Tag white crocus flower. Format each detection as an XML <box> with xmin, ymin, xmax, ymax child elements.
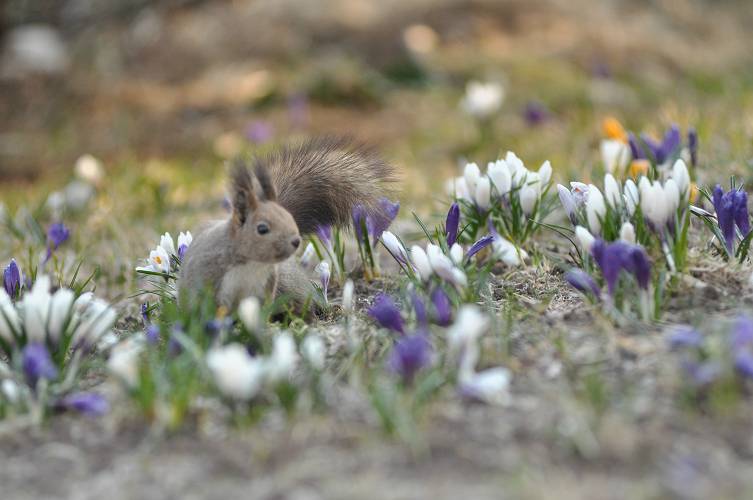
<box><xmin>519</xmin><ymin>185</ymin><xmax>537</xmax><ymax>215</ymax></box>
<box><xmin>664</xmin><ymin>178</ymin><xmax>681</xmax><ymax>213</ymax></box>
<box><xmin>148</xmin><ymin>245</ymin><xmax>170</xmax><ymax>274</ymax></box>
<box><xmin>459</xmin><ymin>367</ymin><xmax>512</xmax><ymax>405</ymax></box>
<box><xmin>74</xmin><ymin>154</ymin><xmax>104</xmax><ymax>185</ymax></box>
<box><xmin>558</xmin><ymin>184</ymin><xmax>577</xmax><ymax>222</ymax></box>
<box><xmin>624</xmin><ymin>179</ymin><xmax>639</xmax><ymax>216</ymax></box>
<box><xmin>266</xmin><ymin>332</ymin><xmax>298</xmax><ymax>383</ymax></box>
<box><xmin>450</xmin><ymin>243</ymin><xmax>464</xmax><ymax>264</ymax></box>
<box><xmin>461</xmin><ymin>81</ymin><xmax>504</xmax><ymax>119</ymax></box>
<box><xmin>672</xmin><ymin>159</ymin><xmax>691</xmax><ymax>200</ymax></box>
<box><xmin>641</xmin><ymin>180</ymin><xmax>671</xmax><ymax>230</ymax></box>
<box><xmin>463</xmin><ymin>162</ymin><xmax>481</xmax><ymax>200</ymax></box>
<box><xmin>108</xmin><ymin>337</ymin><xmax>144</xmax><ymax>388</ymax></box>
<box><xmin>74</xmin><ymin>298</ymin><xmax>117</xmax><ymax>346</ymax></box>
<box><xmin>619</xmin><ymin>222</ymin><xmax>636</xmax><ymax>244</ymax></box>
<box><xmin>48</xmin><ymin>288</ymin><xmax>74</xmax><ymax>342</ymax></box>
<box><xmin>603</xmin><ymin>173</ymin><xmax>621</xmax><ymax>208</ymax></box>
<box><xmin>381</xmin><ymin>231</ymin><xmax>408</xmax><ymax>262</ymax></box>
<box><xmin>600</xmin><ymin>139</ymin><xmax>630</xmax><ymax>174</ymax></box>
<box><xmin>487</xmin><ymin>160</ymin><xmax>511</xmax><ymax>196</ymax></box>
<box><xmin>22</xmin><ymin>276</ymin><xmax>51</xmax><ymax>343</ymax></box>
<box><xmin>575</xmin><ymin>226</ymin><xmax>595</xmax><ymax>253</ymax></box>
<box><xmin>159</xmin><ymin>232</ymin><xmax>176</xmax><ymax>256</ymax></box>
<box><xmin>493</xmin><ymin>235</ymin><xmax>525</xmax><ymax>267</ymax></box>
<box><xmin>475</xmin><ymin>176</ymin><xmax>491</xmax><ymax>211</ymax></box>
<box><xmin>0</xmin><ymin>290</ymin><xmax>20</xmax><ymax>342</ymax></box>
<box><xmin>238</xmin><ymin>296</ymin><xmax>261</xmax><ymax>331</ymax></box>
<box><xmin>538</xmin><ymin>160</ymin><xmax>552</xmax><ymax>188</ymax></box>
<box><xmin>342</xmin><ymin>279</ymin><xmax>355</xmax><ymax>313</ymax></box>
<box><xmin>505</xmin><ymin>151</ymin><xmax>527</xmax><ymax>187</ymax></box>
<box><xmin>446</xmin><ymin>176</ymin><xmax>471</xmax><ymax>201</ymax></box>
<box><xmin>586</xmin><ymin>185</ymin><xmax>606</xmax><ymax>235</ymax></box>
<box><xmin>299</xmin><ymin>242</ymin><xmax>316</xmax><ymax>270</ymax></box>
<box><xmin>426</xmin><ymin>244</ymin><xmax>461</xmax><ymax>285</ymax></box>
<box><xmin>570</xmin><ymin>182</ymin><xmax>589</xmax><ymax>205</ymax></box>
<box><xmin>410</xmin><ymin>245</ymin><xmax>433</xmax><ymax>282</ymax></box>
<box><xmin>301</xmin><ymin>334</ymin><xmax>326</xmax><ymax>371</ymax></box>
<box><xmin>448</xmin><ymin>305</ymin><xmax>489</xmax><ymax>352</ymax></box>
<box><xmin>177</xmin><ymin>231</ymin><xmax>193</xmax><ymax>251</ymax></box>
<box><xmin>206</xmin><ymin>343</ymin><xmax>264</xmax><ymax>400</ymax></box>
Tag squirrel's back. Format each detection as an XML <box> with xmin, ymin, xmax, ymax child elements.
<box><xmin>257</xmin><ymin>137</ymin><xmax>396</xmax><ymax>234</ymax></box>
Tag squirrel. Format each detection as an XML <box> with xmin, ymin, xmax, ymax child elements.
<box><xmin>178</xmin><ymin>137</ymin><xmax>395</xmax><ymax>310</ymax></box>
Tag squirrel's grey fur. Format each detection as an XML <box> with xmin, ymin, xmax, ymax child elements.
<box><xmin>179</xmin><ymin>137</ymin><xmax>395</xmax><ymax>310</ymax></box>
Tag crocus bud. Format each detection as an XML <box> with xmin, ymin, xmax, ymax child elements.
<box><xmin>301</xmin><ymin>334</ymin><xmax>326</xmax><ymax>371</ymax></box>
<box><xmin>238</xmin><ymin>296</ymin><xmax>261</xmax><ymax>331</ymax></box>
<box><xmin>368</xmin><ymin>294</ymin><xmax>404</xmax><ymax>334</ymax></box>
<box><xmin>487</xmin><ymin>160</ymin><xmax>511</xmax><ymax>196</ymax></box>
<box><xmin>475</xmin><ymin>176</ymin><xmax>491</xmax><ymax>211</ymax></box>
<box><xmin>671</xmin><ymin>159</ymin><xmax>691</xmax><ymax>201</ymax></box>
<box><xmin>381</xmin><ymin>231</ymin><xmax>408</xmax><ymax>263</ymax></box>
<box><xmin>664</xmin><ymin>178</ymin><xmax>680</xmax><ymax>213</ymax></box>
<box><xmin>431</xmin><ymin>287</ymin><xmax>453</xmax><ymax>326</ymax></box>
<box><xmin>410</xmin><ymin>245</ymin><xmax>433</xmax><ymax>282</ymax></box>
<box><xmin>459</xmin><ymin>367</ymin><xmax>512</xmax><ymax>406</ymax></box>
<box><xmin>22</xmin><ymin>276</ymin><xmax>51</xmax><ymax>343</ymax></box>
<box><xmin>603</xmin><ymin>173</ymin><xmax>621</xmax><ymax>208</ymax></box>
<box><xmin>600</xmin><ymin>139</ymin><xmax>630</xmax><ymax>174</ymax></box>
<box><xmin>342</xmin><ymin>279</ymin><xmax>355</xmax><ymax>313</ymax></box>
<box><xmin>519</xmin><ymin>185</ymin><xmax>537</xmax><ymax>215</ymax></box>
<box><xmin>570</xmin><ymin>182</ymin><xmax>589</xmax><ymax>205</ymax></box>
<box><xmin>538</xmin><ymin>160</ymin><xmax>552</xmax><ymax>187</ymax></box>
<box><xmin>0</xmin><ymin>289</ymin><xmax>20</xmax><ymax>342</ymax></box>
<box><xmin>450</xmin><ymin>243</ymin><xmax>464</xmax><ymax>264</ymax></box>
<box><xmin>586</xmin><ymin>185</ymin><xmax>606</xmax><ymax>235</ymax></box>
<box><xmin>316</xmin><ymin>262</ymin><xmax>330</xmax><ymax>302</ymax></box>
<box><xmin>159</xmin><ymin>232</ymin><xmax>176</xmax><ymax>256</ymax></box>
<box><xmin>564</xmin><ymin>269</ymin><xmax>601</xmax><ymax>298</ymax></box>
<box><xmin>624</xmin><ymin>179</ymin><xmax>639</xmax><ymax>216</ymax></box>
<box><xmin>688</xmin><ymin>128</ymin><xmax>698</xmax><ymax>167</ymax></box>
<box><xmin>388</xmin><ymin>334</ymin><xmax>431</xmax><ymax>385</ymax></box>
<box><xmin>575</xmin><ymin>226</ymin><xmax>595</xmax><ymax>253</ymax></box>
<box><xmin>3</xmin><ymin>259</ymin><xmax>20</xmax><ymax>300</ymax></box>
<box><xmin>23</xmin><ymin>343</ymin><xmax>58</xmax><ymax>386</ymax></box>
<box><xmin>300</xmin><ymin>242</ymin><xmax>316</xmax><ymax>270</ymax></box>
<box><xmin>464</xmin><ymin>162</ymin><xmax>481</xmax><ymax>197</ymax></box>
<box><xmin>466</xmin><ymin>234</ymin><xmax>494</xmax><ymax>260</ymax></box>
<box><xmin>266</xmin><ymin>332</ymin><xmax>299</xmax><ymax>383</ymax></box>
<box><xmin>427</xmin><ymin>244</ymin><xmax>462</xmax><ymax>285</ymax></box>
<box><xmin>177</xmin><ymin>231</ymin><xmax>193</xmax><ymax>260</ymax></box>
<box><xmin>557</xmin><ymin>184</ymin><xmax>577</xmax><ymax>224</ymax></box>
<box><xmin>492</xmin><ymin>235</ymin><xmax>524</xmax><ymax>267</ymax></box>
<box><xmin>48</xmin><ymin>288</ymin><xmax>74</xmax><ymax>343</ymax></box>
<box><xmin>445</xmin><ymin>203</ymin><xmax>460</xmax><ymax>246</ymax></box>
<box><xmin>619</xmin><ymin>222</ymin><xmax>636</xmax><ymax>244</ymax></box>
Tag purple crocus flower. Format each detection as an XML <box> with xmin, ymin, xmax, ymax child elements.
<box><xmin>735</xmin><ymin>351</ymin><xmax>753</xmax><ymax>378</ymax></box>
<box><xmin>411</xmin><ymin>292</ymin><xmax>428</xmax><ymax>329</ymax></box>
<box><xmin>628</xmin><ymin>133</ymin><xmax>645</xmax><ymax>160</ymax></box>
<box><xmin>47</xmin><ymin>222</ymin><xmax>70</xmax><ymax>250</ymax></box>
<box><xmin>388</xmin><ymin>334</ymin><xmax>431</xmax><ymax>384</ymax></box>
<box><xmin>712</xmin><ymin>185</ymin><xmax>738</xmax><ymax>252</ymax></box>
<box><xmin>731</xmin><ymin>315</ymin><xmax>753</xmax><ymax>348</ymax></box>
<box><xmin>466</xmin><ymin>234</ymin><xmax>494</xmax><ymax>260</ymax></box>
<box><xmin>445</xmin><ymin>203</ymin><xmax>460</xmax><ymax>247</ymax></box>
<box><xmin>628</xmin><ymin>246</ymin><xmax>651</xmax><ymax>290</ymax></box>
<box><xmin>367</xmin><ymin>294</ymin><xmax>404</xmax><ymax>334</ymax></box>
<box><xmin>245</xmin><ymin>120</ymin><xmax>274</xmax><ymax>144</ymax></box>
<box><xmin>667</xmin><ymin>326</ymin><xmax>703</xmax><ymax>350</ymax></box>
<box><xmin>22</xmin><ymin>343</ymin><xmax>58</xmax><ymax>386</ymax></box>
<box><xmin>3</xmin><ymin>259</ymin><xmax>21</xmax><ymax>299</ymax></box>
<box><xmin>431</xmin><ymin>287</ymin><xmax>453</xmax><ymax>326</ymax></box>
<box><xmin>597</xmin><ymin>241</ymin><xmax>630</xmax><ymax>297</ymax></box>
<box><xmin>682</xmin><ymin>359</ymin><xmax>721</xmax><ymax>386</ymax></box>
<box><xmin>687</xmin><ymin>128</ymin><xmax>698</xmax><ymax>167</ymax></box>
<box><xmin>640</xmin><ymin>125</ymin><xmax>681</xmax><ymax>165</ymax></box>
<box><xmin>732</xmin><ymin>190</ymin><xmax>750</xmax><ymax>237</ymax></box>
<box><xmin>58</xmin><ymin>392</ymin><xmax>109</xmax><ymax>416</ymax></box>
<box><xmin>523</xmin><ymin>101</ymin><xmax>549</xmax><ymax>127</ymax></box>
<box><xmin>564</xmin><ymin>269</ymin><xmax>601</xmax><ymax>298</ymax></box>
<box><xmin>145</xmin><ymin>324</ymin><xmax>160</xmax><ymax>344</ymax></box>
<box><xmin>368</xmin><ymin>198</ymin><xmax>400</xmax><ymax>242</ymax></box>
<box><xmin>316</xmin><ymin>225</ymin><xmax>332</xmax><ymax>247</ymax></box>
<box><xmin>352</xmin><ymin>204</ymin><xmax>369</xmax><ymax>241</ymax></box>
<box><xmin>178</xmin><ymin>244</ymin><xmax>189</xmax><ymax>260</ymax></box>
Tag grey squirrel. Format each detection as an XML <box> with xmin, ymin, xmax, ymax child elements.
<box><xmin>178</xmin><ymin>137</ymin><xmax>395</xmax><ymax>310</ymax></box>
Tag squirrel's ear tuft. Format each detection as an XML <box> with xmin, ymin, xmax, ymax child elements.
<box><xmin>230</xmin><ymin>160</ymin><xmax>257</xmax><ymax>229</ymax></box>
<box><xmin>254</xmin><ymin>162</ymin><xmax>277</xmax><ymax>201</ymax></box>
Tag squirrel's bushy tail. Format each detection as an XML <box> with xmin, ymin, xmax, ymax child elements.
<box><xmin>258</xmin><ymin>137</ymin><xmax>396</xmax><ymax>234</ymax></box>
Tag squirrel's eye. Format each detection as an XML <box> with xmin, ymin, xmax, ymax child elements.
<box><xmin>256</xmin><ymin>222</ymin><xmax>270</xmax><ymax>235</ymax></box>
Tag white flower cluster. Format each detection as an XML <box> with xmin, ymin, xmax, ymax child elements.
<box><xmin>447</xmin><ymin>152</ymin><xmax>552</xmax><ymax>215</ymax></box>
<box><xmin>136</xmin><ymin>231</ymin><xmax>193</xmax><ymax>275</ymax></box>
<box><xmin>448</xmin><ymin>305</ymin><xmax>511</xmax><ymax>405</ymax></box>
<box><xmin>206</xmin><ymin>332</ymin><xmax>325</xmax><ymax>401</ymax></box>
<box><xmin>560</xmin><ymin>159</ymin><xmax>691</xmax><ymax>251</ymax></box>
<box><xmin>0</xmin><ymin>275</ymin><xmax>117</xmax><ymax>348</ymax></box>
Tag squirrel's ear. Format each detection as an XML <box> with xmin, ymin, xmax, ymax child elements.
<box><xmin>254</xmin><ymin>162</ymin><xmax>277</xmax><ymax>201</ymax></box>
<box><xmin>230</xmin><ymin>161</ymin><xmax>258</xmax><ymax>229</ymax></box>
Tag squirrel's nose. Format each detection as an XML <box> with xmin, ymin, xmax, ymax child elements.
<box><xmin>290</xmin><ymin>237</ymin><xmax>301</xmax><ymax>249</ymax></box>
